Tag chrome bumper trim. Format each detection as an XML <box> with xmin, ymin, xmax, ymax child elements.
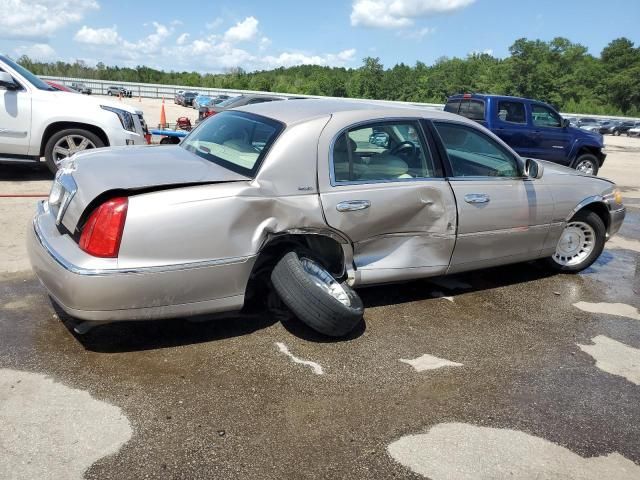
<box><xmin>33</xmin><ymin>202</ymin><xmax>252</xmax><ymax>277</ymax></box>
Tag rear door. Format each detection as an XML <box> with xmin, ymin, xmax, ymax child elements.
<box><xmin>430</xmin><ymin>120</ymin><xmax>554</xmax><ymax>273</ymax></box>
<box><xmin>318</xmin><ymin>118</ymin><xmax>457</xmax><ymax>285</ymax></box>
<box><xmin>528</xmin><ymin>103</ymin><xmax>572</xmax><ymax>164</ymax></box>
<box><xmin>0</xmin><ymin>69</ymin><xmax>31</xmax><ymax>156</ymax></box>
<box><xmin>492</xmin><ymin>99</ymin><xmax>535</xmax><ymax>158</ymax></box>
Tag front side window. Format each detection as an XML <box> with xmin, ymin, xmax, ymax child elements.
<box><xmin>434</xmin><ymin>122</ymin><xmax>520</xmax><ymax>177</ymax></box>
<box><xmin>497</xmin><ymin>100</ymin><xmax>526</xmax><ymax>124</ymax></box>
<box><xmin>532</xmin><ymin>104</ymin><xmax>562</xmax><ymax>128</ymax></box>
<box><xmin>333</xmin><ymin>121</ymin><xmax>436</xmax><ymax>183</ymax></box>
<box><xmin>181</xmin><ymin>111</ymin><xmax>283</xmax><ymax>177</ymax></box>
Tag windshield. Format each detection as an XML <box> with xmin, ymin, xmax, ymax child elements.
<box><xmin>0</xmin><ymin>55</ymin><xmax>54</xmax><ymax>91</ymax></box>
<box><xmin>181</xmin><ymin>111</ymin><xmax>284</xmax><ymax>177</ymax></box>
<box><xmin>217</xmin><ymin>95</ymin><xmax>243</xmax><ymax>107</ymax></box>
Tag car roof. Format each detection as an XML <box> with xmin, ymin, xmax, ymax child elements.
<box><xmin>235</xmin><ymin>98</ymin><xmax>467</xmax><ymax>126</ymax></box>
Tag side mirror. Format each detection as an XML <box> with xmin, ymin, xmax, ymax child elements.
<box><xmin>525</xmin><ymin>158</ymin><xmax>544</xmax><ymax>179</ymax></box>
<box><xmin>369</xmin><ymin>131</ymin><xmax>389</xmax><ymax>148</ymax></box>
<box><xmin>562</xmin><ymin>118</ymin><xmax>570</xmax><ymax>128</ymax></box>
<box><xmin>0</xmin><ymin>71</ymin><xmax>17</xmax><ymax>90</ymax></box>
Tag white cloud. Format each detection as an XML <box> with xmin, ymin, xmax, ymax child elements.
<box><xmin>398</xmin><ymin>27</ymin><xmax>435</xmax><ymax>39</ymax></box>
<box><xmin>206</xmin><ymin>18</ymin><xmax>224</xmax><ymax>30</ymax></box>
<box><xmin>74</xmin><ymin>25</ymin><xmax>120</xmax><ymax>45</ymax></box>
<box><xmin>176</xmin><ymin>33</ymin><xmax>190</xmax><ymax>45</ymax></box>
<box><xmin>259</xmin><ymin>36</ymin><xmax>272</xmax><ymax>51</ymax></box>
<box><xmin>262</xmin><ymin>48</ymin><xmax>356</xmax><ymax>68</ymax></box>
<box><xmin>13</xmin><ymin>43</ymin><xmax>56</xmax><ymax>61</ymax></box>
<box><xmin>0</xmin><ymin>0</ymin><xmax>99</xmax><ymax>40</ymax></box>
<box><xmin>224</xmin><ymin>16</ymin><xmax>259</xmax><ymax>42</ymax></box>
<box><xmin>351</xmin><ymin>0</ymin><xmax>475</xmax><ymax>28</ymax></box>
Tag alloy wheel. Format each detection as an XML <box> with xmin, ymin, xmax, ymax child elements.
<box><xmin>300</xmin><ymin>258</ymin><xmax>351</xmax><ymax>307</ymax></box>
<box><xmin>52</xmin><ymin>135</ymin><xmax>96</xmax><ymax>166</ymax></box>
<box><xmin>552</xmin><ymin>221</ymin><xmax>596</xmax><ymax>267</ymax></box>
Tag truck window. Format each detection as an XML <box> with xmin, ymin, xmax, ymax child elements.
<box><xmin>444</xmin><ymin>99</ymin><xmax>461</xmax><ymax>114</ymax></box>
<box><xmin>458</xmin><ymin>99</ymin><xmax>485</xmax><ymax>121</ymax></box>
<box><xmin>497</xmin><ymin>100</ymin><xmax>526</xmax><ymax>124</ymax></box>
<box><xmin>532</xmin><ymin>104</ymin><xmax>562</xmax><ymax>128</ymax></box>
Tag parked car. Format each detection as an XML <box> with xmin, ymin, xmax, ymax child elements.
<box><xmin>193</xmin><ymin>95</ymin><xmax>213</xmax><ymax>110</ymax></box>
<box><xmin>611</xmin><ymin>121</ymin><xmax>640</xmax><ymax>136</ymax></box>
<box><xmin>70</xmin><ymin>82</ymin><xmax>92</xmax><ymax>95</ymax></box>
<box><xmin>444</xmin><ymin>94</ymin><xmax>606</xmax><ymax>175</ymax></box>
<box><xmin>596</xmin><ymin>121</ymin><xmax>618</xmax><ymax>134</ymax></box>
<box><xmin>0</xmin><ymin>55</ymin><xmax>149</xmax><ymax>173</ymax></box>
<box><xmin>28</xmin><ymin>100</ymin><xmax>625</xmax><ymax>337</ymax></box>
<box><xmin>45</xmin><ymin>81</ymin><xmax>77</xmax><ymax>93</ymax></box>
<box><xmin>628</xmin><ymin>126</ymin><xmax>640</xmax><ymax>137</ymax></box>
<box><xmin>576</xmin><ymin>117</ymin><xmax>599</xmax><ymax>127</ymax></box>
<box><xmin>174</xmin><ymin>90</ymin><xmax>185</xmax><ymax>103</ymax></box>
<box><xmin>107</xmin><ymin>86</ymin><xmax>132</xmax><ymax>97</ymax></box>
<box><xmin>181</xmin><ymin>91</ymin><xmax>198</xmax><ymax>107</ymax></box>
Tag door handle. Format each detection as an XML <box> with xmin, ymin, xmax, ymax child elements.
<box><xmin>464</xmin><ymin>193</ymin><xmax>490</xmax><ymax>204</ymax></box>
<box><xmin>336</xmin><ymin>200</ymin><xmax>371</xmax><ymax>212</ymax></box>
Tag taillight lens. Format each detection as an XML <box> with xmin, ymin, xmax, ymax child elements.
<box><xmin>79</xmin><ymin>197</ymin><xmax>128</xmax><ymax>258</ymax></box>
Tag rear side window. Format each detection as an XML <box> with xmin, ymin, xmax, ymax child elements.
<box><xmin>497</xmin><ymin>101</ymin><xmax>526</xmax><ymax>124</ymax></box>
<box><xmin>434</xmin><ymin>122</ymin><xmax>520</xmax><ymax>178</ymax></box>
<box><xmin>181</xmin><ymin>111</ymin><xmax>283</xmax><ymax>177</ymax></box>
<box><xmin>457</xmin><ymin>99</ymin><xmax>485</xmax><ymax>121</ymax></box>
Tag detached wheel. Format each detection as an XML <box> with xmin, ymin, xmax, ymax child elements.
<box><xmin>271</xmin><ymin>251</ymin><xmax>363</xmax><ymax>337</ymax></box>
<box><xmin>574</xmin><ymin>153</ymin><xmax>599</xmax><ymax>175</ymax></box>
<box><xmin>44</xmin><ymin>129</ymin><xmax>104</xmax><ymax>173</ymax></box>
<box><xmin>544</xmin><ymin>210</ymin><xmax>606</xmax><ymax>273</ymax></box>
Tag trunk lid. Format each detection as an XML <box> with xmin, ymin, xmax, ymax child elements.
<box><xmin>56</xmin><ymin>145</ymin><xmax>249</xmax><ymax>233</ymax></box>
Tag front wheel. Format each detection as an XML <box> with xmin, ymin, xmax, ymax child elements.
<box><xmin>44</xmin><ymin>129</ymin><xmax>104</xmax><ymax>173</ymax></box>
<box><xmin>271</xmin><ymin>251</ymin><xmax>363</xmax><ymax>337</ymax></box>
<box><xmin>574</xmin><ymin>153</ymin><xmax>599</xmax><ymax>175</ymax></box>
<box><xmin>543</xmin><ymin>210</ymin><xmax>606</xmax><ymax>273</ymax></box>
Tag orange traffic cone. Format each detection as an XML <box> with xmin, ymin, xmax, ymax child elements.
<box><xmin>159</xmin><ymin>100</ymin><xmax>167</xmax><ymax>128</ymax></box>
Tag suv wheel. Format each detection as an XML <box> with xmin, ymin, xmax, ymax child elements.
<box><xmin>543</xmin><ymin>210</ymin><xmax>606</xmax><ymax>273</ymax></box>
<box><xmin>44</xmin><ymin>129</ymin><xmax>104</xmax><ymax>173</ymax></box>
<box><xmin>574</xmin><ymin>153</ymin><xmax>599</xmax><ymax>175</ymax></box>
<box><xmin>271</xmin><ymin>251</ymin><xmax>363</xmax><ymax>337</ymax></box>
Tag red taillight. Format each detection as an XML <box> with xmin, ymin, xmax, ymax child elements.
<box><xmin>79</xmin><ymin>197</ymin><xmax>128</xmax><ymax>258</ymax></box>
<box><xmin>463</xmin><ymin>93</ymin><xmax>472</xmax><ymax>98</ymax></box>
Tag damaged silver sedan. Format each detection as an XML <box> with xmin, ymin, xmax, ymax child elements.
<box><xmin>28</xmin><ymin>100</ymin><xmax>626</xmax><ymax>336</ymax></box>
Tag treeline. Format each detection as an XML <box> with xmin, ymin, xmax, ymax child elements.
<box><xmin>18</xmin><ymin>37</ymin><xmax>640</xmax><ymax>116</ymax></box>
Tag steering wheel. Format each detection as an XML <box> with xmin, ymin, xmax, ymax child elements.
<box><xmin>389</xmin><ymin>141</ymin><xmax>417</xmax><ymax>160</ymax></box>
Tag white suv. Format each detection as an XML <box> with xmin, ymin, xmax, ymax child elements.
<box><xmin>0</xmin><ymin>55</ymin><xmax>148</xmax><ymax>173</ymax></box>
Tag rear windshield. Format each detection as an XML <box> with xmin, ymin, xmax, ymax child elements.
<box><xmin>181</xmin><ymin>111</ymin><xmax>284</xmax><ymax>177</ymax></box>
<box><xmin>444</xmin><ymin>98</ymin><xmax>485</xmax><ymax>121</ymax></box>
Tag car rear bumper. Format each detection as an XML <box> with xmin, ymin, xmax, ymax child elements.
<box><xmin>28</xmin><ymin>201</ymin><xmax>253</xmax><ymax>321</ymax></box>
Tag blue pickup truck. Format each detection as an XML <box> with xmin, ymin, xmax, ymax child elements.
<box><xmin>444</xmin><ymin>94</ymin><xmax>606</xmax><ymax>175</ymax></box>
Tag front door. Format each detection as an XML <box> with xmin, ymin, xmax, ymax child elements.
<box><xmin>0</xmin><ymin>71</ymin><xmax>31</xmax><ymax>156</ymax></box>
<box><xmin>430</xmin><ymin>120</ymin><xmax>555</xmax><ymax>273</ymax></box>
<box><xmin>318</xmin><ymin>119</ymin><xmax>457</xmax><ymax>285</ymax></box>
<box><xmin>529</xmin><ymin>103</ymin><xmax>572</xmax><ymax>165</ymax></box>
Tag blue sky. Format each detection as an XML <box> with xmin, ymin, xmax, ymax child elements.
<box><xmin>1</xmin><ymin>0</ymin><xmax>639</xmax><ymax>72</ymax></box>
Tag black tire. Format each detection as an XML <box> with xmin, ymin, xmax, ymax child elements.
<box><xmin>44</xmin><ymin>128</ymin><xmax>104</xmax><ymax>174</ymax></box>
<box><xmin>543</xmin><ymin>209</ymin><xmax>606</xmax><ymax>273</ymax></box>
<box><xmin>107</xmin><ymin>91</ymin><xmax>112</xmax><ymax>96</ymax></box>
<box><xmin>271</xmin><ymin>251</ymin><xmax>363</xmax><ymax>337</ymax></box>
<box><xmin>573</xmin><ymin>153</ymin><xmax>599</xmax><ymax>175</ymax></box>
<box><xmin>614</xmin><ymin>130</ymin><xmax>621</xmax><ymax>136</ymax></box>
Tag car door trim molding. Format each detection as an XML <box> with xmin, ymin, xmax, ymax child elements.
<box><xmin>457</xmin><ymin>223</ymin><xmax>550</xmax><ymax>238</ymax></box>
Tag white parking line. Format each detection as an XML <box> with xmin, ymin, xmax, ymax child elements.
<box><xmin>606</xmin><ymin>235</ymin><xmax>640</xmax><ymax>253</ymax></box>
<box><xmin>573</xmin><ymin>301</ymin><xmax>640</xmax><ymax>321</ymax></box>
<box><xmin>275</xmin><ymin>342</ymin><xmax>324</xmax><ymax>375</ymax></box>
<box><xmin>0</xmin><ymin>369</ymin><xmax>132</xmax><ymax>480</ymax></box>
<box><xmin>578</xmin><ymin>335</ymin><xmax>640</xmax><ymax>385</ymax></box>
<box><xmin>399</xmin><ymin>354</ymin><xmax>463</xmax><ymax>372</ymax></box>
<box><xmin>387</xmin><ymin>423</ymin><xmax>640</xmax><ymax>480</ymax></box>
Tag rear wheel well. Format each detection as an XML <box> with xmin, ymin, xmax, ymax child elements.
<box><xmin>40</xmin><ymin>122</ymin><xmax>110</xmax><ymax>156</ymax></box>
<box><xmin>244</xmin><ymin>234</ymin><xmax>346</xmax><ymax>304</ymax></box>
<box><xmin>577</xmin><ymin>202</ymin><xmax>610</xmax><ymax>232</ymax></box>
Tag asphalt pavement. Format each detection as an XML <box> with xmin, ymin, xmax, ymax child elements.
<box><xmin>0</xmin><ymin>136</ymin><xmax>639</xmax><ymax>479</ymax></box>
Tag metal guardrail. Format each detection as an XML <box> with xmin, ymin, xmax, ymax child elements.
<box><xmin>39</xmin><ymin>75</ymin><xmax>640</xmax><ymax>121</ymax></box>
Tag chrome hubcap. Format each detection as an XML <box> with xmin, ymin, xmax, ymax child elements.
<box><xmin>52</xmin><ymin>135</ymin><xmax>96</xmax><ymax>166</ymax></box>
<box><xmin>300</xmin><ymin>257</ymin><xmax>351</xmax><ymax>307</ymax></box>
<box><xmin>552</xmin><ymin>221</ymin><xmax>596</xmax><ymax>266</ymax></box>
<box><xmin>576</xmin><ymin>160</ymin><xmax>595</xmax><ymax>175</ymax></box>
